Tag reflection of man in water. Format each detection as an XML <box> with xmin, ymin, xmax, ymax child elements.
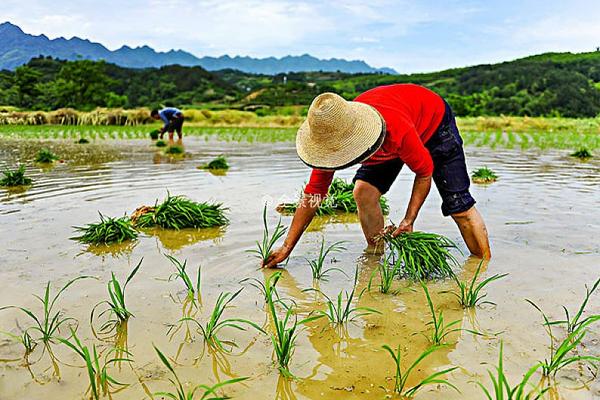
<box><xmin>151</xmin><ymin>107</ymin><xmax>184</xmax><ymax>141</ymax></box>
<box><xmin>264</xmin><ymin>84</ymin><xmax>491</xmax><ymax>268</ymax></box>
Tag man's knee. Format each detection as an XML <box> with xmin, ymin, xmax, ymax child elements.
<box><xmin>451</xmin><ymin>206</ymin><xmax>475</xmax><ymax>222</ymax></box>
<box><xmin>353</xmin><ymin>180</ymin><xmax>381</xmax><ymax>208</ymax></box>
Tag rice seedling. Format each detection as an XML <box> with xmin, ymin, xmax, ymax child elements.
<box><xmin>384</xmin><ymin>231</ymin><xmax>459</xmax><ymax>281</ymax></box>
<box><xmin>368</xmin><ymin>252</ymin><xmax>404</xmax><ymax>294</ymax></box>
<box><xmin>153</xmin><ymin>345</ymin><xmax>247</xmax><ymax>400</ymax></box>
<box><xmin>264</xmin><ymin>271</ymin><xmax>321</xmax><ymax>377</ymax></box>
<box><xmin>72</xmin><ymin>213</ymin><xmax>138</xmax><ymax>244</ymax></box>
<box><xmin>246</xmin><ymin>204</ymin><xmax>288</xmax><ymax>265</ymax></box>
<box><xmin>164</xmin><ymin>145</ymin><xmax>184</xmax><ymax>155</ymax></box>
<box><xmin>155</xmin><ymin>139</ymin><xmax>167</xmax><ymax>147</ymax></box>
<box><xmin>149</xmin><ymin>129</ymin><xmax>160</xmax><ymax>140</ymax></box>
<box><xmin>77</xmin><ymin>137</ymin><xmax>90</xmax><ymax>144</ymax></box>
<box><xmin>278</xmin><ymin>178</ymin><xmax>390</xmax><ymax>216</ymax></box>
<box><xmin>179</xmin><ymin>288</ymin><xmax>263</xmax><ymax>351</ymax></box>
<box><xmin>381</xmin><ymin>343</ymin><xmax>458</xmax><ymax>397</ymax></box>
<box><xmin>422</xmin><ymin>284</ymin><xmax>471</xmax><ymax>345</ymax></box>
<box><xmin>472</xmin><ymin>167</ymin><xmax>499</xmax><ymax>183</ymax></box>
<box><xmin>0</xmin><ymin>165</ymin><xmax>32</xmax><ymax>187</ymax></box>
<box><xmin>166</xmin><ymin>255</ymin><xmax>202</xmax><ymax>302</ymax></box>
<box><xmin>133</xmin><ymin>193</ymin><xmax>229</xmax><ymax>230</ymax></box>
<box><xmin>526</xmin><ymin>300</ymin><xmax>600</xmax><ymax>378</ymax></box>
<box><xmin>546</xmin><ymin>277</ymin><xmax>600</xmax><ymax>334</ymax></box>
<box><xmin>570</xmin><ymin>148</ymin><xmax>592</xmax><ymax>159</ymax></box>
<box><xmin>0</xmin><ymin>330</ymin><xmax>37</xmax><ymax>358</ymax></box>
<box><xmin>91</xmin><ymin>260</ymin><xmax>142</xmax><ymax>337</ymax></box>
<box><xmin>199</xmin><ymin>155</ymin><xmax>230</xmax><ymax>170</ymax></box>
<box><xmin>60</xmin><ymin>328</ymin><xmax>132</xmax><ymax>400</ymax></box>
<box><xmin>445</xmin><ymin>261</ymin><xmax>508</xmax><ymax>308</ymax></box>
<box><xmin>306</xmin><ymin>238</ymin><xmax>347</xmax><ymax>281</ymax></box>
<box><xmin>35</xmin><ymin>148</ymin><xmax>59</xmax><ymax>163</ymax></box>
<box><xmin>305</xmin><ymin>270</ymin><xmax>380</xmax><ymax>325</ymax></box>
<box><xmin>477</xmin><ymin>342</ymin><xmax>549</xmax><ymax>400</ymax></box>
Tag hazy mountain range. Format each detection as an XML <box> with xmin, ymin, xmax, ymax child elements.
<box><xmin>0</xmin><ymin>22</ymin><xmax>396</xmax><ymax>74</ymax></box>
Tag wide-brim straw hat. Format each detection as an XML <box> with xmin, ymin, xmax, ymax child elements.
<box><xmin>296</xmin><ymin>92</ymin><xmax>385</xmax><ymax>170</ymax></box>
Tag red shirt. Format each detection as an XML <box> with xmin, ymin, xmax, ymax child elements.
<box><xmin>304</xmin><ymin>84</ymin><xmax>445</xmax><ymax>196</ymax></box>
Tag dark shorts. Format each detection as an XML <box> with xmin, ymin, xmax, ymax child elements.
<box><xmin>167</xmin><ymin>115</ymin><xmax>184</xmax><ymax>133</ymax></box>
<box><xmin>353</xmin><ymin>102</ymin><xmax>475</xmax><ymax>216</ymax></box>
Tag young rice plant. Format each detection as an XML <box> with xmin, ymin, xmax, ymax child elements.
<box><xmin>35</xmin><ymin>148</ymin><xmax>59</xmax><ymax>163</ymax></box>
<box><xmin>166</xmin><ymin>255</ymin><xmax>202</xmax><ymax>302</ymax></box>
<box><xmin>200</xmin><ymin>155</ymin><xmax>230</xmax><ymax>170</ymax></box>
<box><xmin>570</xmin><ymin>148</ymin><xmax>592</xmax><ymax>159</ymax></box>
<box><xmin>368</xmin><ymin>252</ymin><xmax>404</xmax><ymax>294</ymax></box>
<box><xmin>0</xmin><ymin>165</ymin><xmax>32</xmax><ymax>187</ymax></box>
<box><xmin>247</xmin><ymin>204</ymin><xmax>287</xmax><ymax>265</ymax></box>
<box><xmin>72</xmin><ymin>213</ymin><xmax>138</xmax><ymax>244</ymax></box>
<box><xmin>306</xmin><ymin>238</ymin><xmax>347</xmax><ymax>281</ymax></box>
<box><xmin>445</xmin><ymin>261</ymin><xmax>507</xmax><ymax>308</ymax></box>
<box><xmin>423</xmin><ymin>284</ymin><xmax>468</xmax><ymax>345</ymax></box>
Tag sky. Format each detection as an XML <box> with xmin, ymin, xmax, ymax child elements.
<box><xmin>2</xmin><ymin>0</ymin><xmax>600</xmax><ymax>73</ymax></box>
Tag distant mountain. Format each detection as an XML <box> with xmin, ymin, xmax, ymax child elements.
<box><xmin>0</xmin><ymin>22</ymin><xmax>396</xmax><ymax>74</ymax></box>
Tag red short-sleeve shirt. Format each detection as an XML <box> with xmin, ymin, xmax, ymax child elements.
<box><xmin>304</xmin><ymin>84</ymin><xmax>445</xmax><ymax>196</ymax></box>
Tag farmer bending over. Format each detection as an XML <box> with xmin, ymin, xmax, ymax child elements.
<box><xmin>264</xmin><ymin>84</ymin><xmax>491</xmax><ymax>268</ymax></box>
<box><xmin>151</xmin><ymin>107</ymin><xmax>184</xmax><ymax>140</ymax></box>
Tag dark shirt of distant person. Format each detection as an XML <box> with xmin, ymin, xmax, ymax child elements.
<box><xmin>151</xmin><ymin>107</ymin><xmax>184</xmax><ymax>140</ymax></box>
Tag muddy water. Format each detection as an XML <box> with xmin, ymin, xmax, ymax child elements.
<box><xmin>0</xmin><ymin>137</ymin><xmax>599</xmax><ymax>400</ymax></box>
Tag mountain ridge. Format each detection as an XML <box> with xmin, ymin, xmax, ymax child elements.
<box><xmin>0</xmin><ymin>21</ymin><xmax>397</xmax><ymax>74</ymax></box>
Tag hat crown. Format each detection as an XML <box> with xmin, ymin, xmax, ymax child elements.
<box><xmin>307</xmin><ymin>93</ymin><xmax>352</xmax><ymax>137</ymax></box>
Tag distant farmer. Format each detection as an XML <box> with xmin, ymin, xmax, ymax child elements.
<box><xmin>264</xmin><ymin>84</ymin><xmax>490</xmax><ymax>268</ymax></box>
<box><xmin>151</xmin><ymin>107</ymin><xmax>184</xmax><ymax>140</ymax></box>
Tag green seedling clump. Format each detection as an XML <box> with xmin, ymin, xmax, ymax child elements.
<box><xmin>278</xmin><ymin>178</ymin><xmax>390</xmax><ymax>216</ymax></box>
<box><xmin>0</xmin><ymin>165</ymin><xmax>32</xmax><ymax>187</ymax></box>
<box><xmin>164</xmin><ymin>145</ymin><xmax>184</xmax><ymax>155</ymax></box>
<box><xmin>155</xmin><ymin>139</ymin><xmax>167</xmax><ymax>147</ymax></box>
<box><xmin>384</xmin><ymin>231</ymin><xmax>459</xmax><ymax>281</ymax></box>
<box><xmin>472</xmin><ymin>167</ymin><xmax>498</xmax><ymax>183</ymax></box>
<box><xmin>72</xmin><ymin>213</ymin><xmax>138</xmax><ymax>244</ymax></box>
<box><xmin>200</xmin><ymin>155</ymin><xmax>230</xmax><ymax>170</ymax></box>
<box><xmin>35</xmin><ymin>148</ymin><xmax>59</xmax><ymax>163</ymax></box>
<box><xmin>77</xmin><ymin>137</ymin><xmax>90</xmax><ymax>144</ymax></box>
<box><xmin>570</xmin><ymin>148</ymin><xmax>593</xmax><ymax>159</ymax></box>
<box><xmin>134</xmin><ymin>193</ymin><xmax>228</xmax><ymax>230</ymax></box>
<box><xmin>149</xmin><ymin>129</ymin><xmax>160</xmax><ymax>140</ymax></box>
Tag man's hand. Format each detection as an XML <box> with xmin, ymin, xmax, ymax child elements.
<box><xmin>392</xmin><ymin>218</ymin><xmax>414</xmax><ymax>237</ymax></box>
<box><xmin>262</xmin><ymin>245</ymin><xmax>291</xmax><ymax>268</ymax></box>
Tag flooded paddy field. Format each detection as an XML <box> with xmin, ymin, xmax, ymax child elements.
<box><xmin>0</xmin><ymin>135</ymin><xmax>599</xmax><ymax>399</ymax></box>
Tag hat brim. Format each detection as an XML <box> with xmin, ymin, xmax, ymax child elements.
<box><xmin>296</xmin><ymin>102</ymin><xmax>385</xmax><ymax>170</ymax></box>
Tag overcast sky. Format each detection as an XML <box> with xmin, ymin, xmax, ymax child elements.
<box><xmin>2</xmin><ymin>0</ymin><xmax>599</xmax><ymax>72</ymax></box>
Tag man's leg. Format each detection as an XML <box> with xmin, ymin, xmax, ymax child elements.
<box><xmin>168</xmin><ymin>130</ymin><xmax>174</xmax><ymax>141</ymax></box>
<box><xmin>451</xmin><ymin>206</ymin><xmax>491</xmax><ymax>259</ymax></box>
<box><xmin>353</xmin><ymin>180</ymin><xmax>384</xmax><ymax>246</ymax></box>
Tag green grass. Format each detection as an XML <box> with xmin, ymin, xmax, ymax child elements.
<box><xmin>166</xmin><ymin>255</ymin><xmax>202</xmax><ymax>302</ymax></box>
<box><xmin>382</xmin><ymin>344</ymin><xmax>458</xmax><ymax>397</ymax></box>
<box><xmin>35</xmin><ymin>148</ymin><xmax>59</xmax><ymax>163</ymax></box>
<box><xmin>164</xmin><ymin>145</ymin><xmax>184</xmax><ymax>155</ymax></box>
<box><xmin>445</xmin><ymin>261</ymin><xmax>507</xmax><ymax>308</ymax></box>
<box><xmin>570</xmin><ymin>147</ymin><xmax>593</xmax><ymax>159</ymax></box>
<box><xmin>278</xmin><ymin>178</ymin><xmax>390</xmax><ymax>216</ymax></box>
<box><xmin>134</xmin><ymin>193</ymin><xmax>229</xmax><ymax>230</ymax></box>
<box><xmin>472</xmin><ymin>167</ymin><xmax>499</xmax><ymax>184</ymax></box>
<box><xmin>368</xmin><ymin>252</ymin><xmax>403</xmax><ymax>294</ymax></box>
<box><xmin>199</xmin><ymin>155</ymin><xmax>230</xmax><ymax>170</ymax></box>
<box><xmin>72</xmin><ymin>213</ymin><xmax>138</xmax><ymax>244</ymax></box>
<box><xmin>305</xmin><ymin>238</ymin><xmax>347</xmax><ymax>281</ymax></box>
<box><xmin>0</xmin><ymin>165</ymin><xmax>32</xmax><ymax>186</ymax></box>
<box><xmin>91</xmin><ymin>260</ymin><xmax>141</xmax><ymax>337</ymax></box>
<box><xmin>60</xmin><ymin>329</ymin><xmax>132</xmax><ymax>400</ymax></box>
<box><xmin>155</xmin><ymin>139</ymin><xmax>167</xmax><ymax>147</ymax></box>
<box><xmin>246</xmin><ymin>204</ymin><xmax>288</xmax><ymax>265</ymax></box>
<box><xmin>180</xmin><ymin>288</ymin><xmax>263</xmax><ymax>352</ymax></box>
<box><xmin>153</xmin><ymin>345</ymin><xmax>247</xmax><ymax>400</ymax></box>
<box><xmin>384</xmin><ymin>232</ymin><xmax>459</xmax><ymax>281</ymax></box>
<box><xmin>477</xmin><ymin>342</ymin><xmax>548</xmax><ymax>400</ymax></box>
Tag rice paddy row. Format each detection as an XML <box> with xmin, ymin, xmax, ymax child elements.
<box><xmin>0</xmin><ymin>124</ymin><xmax>599</xmax><ymax>151</ymax></box>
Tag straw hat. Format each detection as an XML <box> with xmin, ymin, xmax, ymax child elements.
<box><xmin>296</xmin><ymin>92</ymin><xmax>385</xmax><ymax>169</ymax></box>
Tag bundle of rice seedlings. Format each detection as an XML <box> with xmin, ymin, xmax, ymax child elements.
<box><xmin>570</xmin><ymin>148</ymin><xmax>592</xmax><ymax>159</ymax></box>
<box><xmin>133</xmin><ymin>194</ymin><xmax>228</xmax><ymax>230</ymax></box>
<box><xmin>155</xmin><ymin>139</ymin><xmax>167</xmax><ymax>147</ymax></box>
<box><xmin>149</xmin><ymin>129</ymin><xmax>160</xmax><ymax>140</ymax></box>
<box><xmin>164</xmin><ymin>145</ymin><xmax>184</xmax><ymax>155</ymax></box>
<box><xmin>472</xmin><ymin>167</ymin><xmax>498</xmax><ymax>184</ymax></box>
<box><xmin>278</xmin><ymin>178</ymin><xmax>389</xmax><ymax>216</ymax></box>
<box><xmin>72</xmin><ymin>214</ymin><xmax>138</xmax><ymax>244</ymax></box>
<box><xmin>0</xmin><ymin>165</ymin><xmax>32</xmax><ymax>187</ymax></box>
<box><xmin>383</xmin><ymin>231</ymin><xmax>459</xmax><ymax>281</ymax></box>
<box><xmin>35</xmin><ymin>148</ymin><xmax>59</xmax><ymax>163</ymax></box>
<box><xmin>199</xmin><ymin>155</ymin><xmax>230</xmax><ymax>170</ymax></box>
